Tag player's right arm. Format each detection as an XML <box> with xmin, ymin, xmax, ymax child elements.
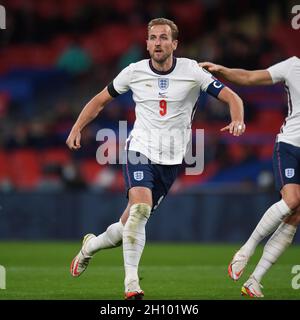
<box><xmin>199</xmin><ymin>62</ymin><xmax>273</xmax><ymax>86</ymax></box>
<box><xmin>66</xmin><ymin>87</ymin><xmax>113</xmax><ymax>150</ymax></box>
<box><xmin>66</xmin><ymin>63</ymin><xmax>132</xmax><ymax>150</ymax></box>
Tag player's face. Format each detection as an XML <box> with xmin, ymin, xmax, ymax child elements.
<box><xmin>146</xmin><ymin>25</ymin><xmax>178</xmax><ymax>63</ymax></box>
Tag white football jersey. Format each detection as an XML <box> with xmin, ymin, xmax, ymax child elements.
<box><xmin>267</xmin><ymin>56</ymin><xmax>300</xmax><ymax>147</ymax></box>
<box><xmin>109</xmin><ymin>57</ymin><xmax>221</xmax><ymax>164</ymax></box>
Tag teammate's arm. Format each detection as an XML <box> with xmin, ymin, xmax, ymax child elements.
<box><xmin>66</xmin><ymin>87</ymin><xmax>113</xmax><ymax>150</ymax></box>
<box><xmin>199</xmin><ymin>62</ymin><xmax>273</xmax><ymax>86</ymax></box>
<box><xmin>217</xmin><ymin>86</ymin><xmax>245</xmax><ymax>136</ymax></box>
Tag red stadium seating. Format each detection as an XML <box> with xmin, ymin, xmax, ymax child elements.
<box><xmin>0</xmin><ymin>92</ymin><xmax>10</xmax><ymax>117</ymax></box>
<box><xmin>0</xmin><ymin>151</ymin><xmax>10</xmax><ymax>182</ymax></box>
<box><xmin>258</xmin><ymin>144</ymin><xmax>274</xmax><ymax>160</ymax></box>
<box><xmin>41</xmin><ymin>148</ymin><xmax>71</xmax><ymax>166</ymax></box>
<box><xmin>8</xmin><ymin>149</ymin><xmax>42</xmax><ymax>189</ymax></box>
<box><xmin>80</xmin><ymin>159</ymin><xmax>102</xmax><ymax>184</ymax></box>
<box><xmin>228</xmin><ymin>144</ymin><xmax>245</xmax><ymax>163</ymax></box>
<box><xmin>174</xmin><ymin>162</ymin><xmax>219</xmax><ymax>192</ymax></box>
<box><xmin>255</xmin><ymin>109</ymin><xmax>284</xmax><ymax>133</ymax></box>
<box><xmin>270</xmin><ymin>23</ymin><xmax>300</xmax><ymax>57</ymax></box>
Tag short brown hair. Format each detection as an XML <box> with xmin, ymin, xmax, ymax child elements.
<box><xmin>148</xmin><ymin>18</ymin><xmax>179</xmax><ymax>40</ymax></box>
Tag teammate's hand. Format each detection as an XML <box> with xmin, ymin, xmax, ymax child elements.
<box><xmin>199</xmin><ymin>62</ymin><xmax>221</xmax><ymax>74</ymax></box>
<box><xmin>220</xmin><ymin>121</ymin><xmax>246</xmax><ymax>136</ymax></box>
<box><xmin>66</xmin><ymin>128</ymin><xmax>81</xmax><ymax>150</ymax></box>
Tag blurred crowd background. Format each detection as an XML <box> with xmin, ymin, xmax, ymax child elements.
<box><xmin>0</xmin><ymin>0</ymin><xmax>299</xmax><ymax>194</ymax></box>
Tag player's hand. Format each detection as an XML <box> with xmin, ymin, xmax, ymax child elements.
<box><xmin>66</xmin><ymin>127</ymin><xmax>81</xmax><ymax>150</ymax></box>
<box><xmin>220</xmin><ymin>121</ymin><xmax>246</xmax><ymax>136</ymax></box>
<box><xmin>199</xmin><ymin>62</ymin><xmax>221</xmax><ymax>74</ymax></box>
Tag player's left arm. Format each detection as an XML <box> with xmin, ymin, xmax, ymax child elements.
<box><xmin>217</xmin><ymin>86</ymin><xmax>245</xmax><ymax>136</ymax></box>
<box><xmin>195</xmin><ymin>62</ymin><xmax>245</xmax><ymax>136</ymax></box>
<box><xmin>66</xmin><ymin>87</ymin><xmax>114</xmax><ymax>150</ymax></box>
<box><xmin>199</xmin><ymin>62</ymin><xmax>273</xmax><ymax>86</ymax></box>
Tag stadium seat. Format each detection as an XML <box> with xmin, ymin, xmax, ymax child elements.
<box><xmin>79</xmin><ymin>159</ymin><xmax>102</xmax><ymax>184</ymax></box>
<box><xmin>41</xmin><ymin>148</ymin><xmax>71</xmax><ymax>166</ymax></box>
<box><xmin>270</xmin><ymin>23</ymin><xmax>300</xmax><ymax>57</ymax></box>
<box><xmin>170</xmin><ymin>2</ymin><xmax>204</xmax><ymax>37</ymax></box>
<box><xmin>178</xmin><ymin>162</ymin><xmax>220</xmax><ymax>190</ymax></box>
<box><xmin>255</xmin><ymin>109</ymin><xmax>284</xmax><ymax>133</ymax></box>
<box><xmin>0</xmin><ymin>151</ymin><xmax>10</xmax><ymax>182</ymax></box>
<box><xmin>94</xmin><ymin>25</ymin><xmax>132</xmax><ymax>61</ymax></box>
<box><xmin>110</xmin><ymin>169</ymin><xmax>125</xmax><ymax>191</ymax></box>
<box><xmin>258</xmin><ymin>144</ymin><xmax>274</xmax><ymax>160</ymax></box>
<box><xmin>228</xmin><ymin>144</ymin><xmax>245</xmax><ymax>163</ymax></box>
<box><xmin>51</xmin><ymin>34</ymin><xmax>73</xmax><ymax>53</ymax></box>
<box><xmin>0</xmin><ymin>92</ymin><xmax>10</xmax><ymax>117</ymax></box>
<box><xmin>8</xmin><ymin>149</ymin><xmax>42</xmax><ymax>189</ymax></box>
<box><xmin>114</xmin><ymin>0</ymin><xmax>136</xmax><ymax>14</ymax></box>
<box><xmin>129</xmin><ymin>24</ymin><xmax>147</xmax><ymax>45</ymax></box>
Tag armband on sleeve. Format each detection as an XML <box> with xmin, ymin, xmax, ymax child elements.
<box><xmin>206</xmin><ymin>79</ymin><xmax>225</xmax><ymax>98</ymax></box>
<box><xmin>107</xmin><ymin>82</ymin><xmax>120</xmax><ymax>98</ymax></box>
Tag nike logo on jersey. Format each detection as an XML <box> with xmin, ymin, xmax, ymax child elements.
<box><xmin>158</xmin><ymin>92</ymin><xmax>167</xmax><ymax>98</ymax></box>
<box><xmin>145</xmin><ymin>83</ymin><xmax>152</xmax><ymax>87</ymax></box>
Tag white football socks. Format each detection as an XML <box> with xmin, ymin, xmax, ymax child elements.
<box><xmin>123</xmin><ymin>203</ymin><xmax>151</xmax><ymax>292</ymax></box>
<box><xmin>241</xmin><ymin>199</ymin><xmax>292</xmax><ymax>257</ymax></box>
<box><xmin>252</xmin><ymin>222</ymin><xmax>297</xmax><ymax>283</ymax></box>
<box><xmin>85</xmin><ymin>220</ymin><xmax>124</xmax><ymax>255</ymax></box>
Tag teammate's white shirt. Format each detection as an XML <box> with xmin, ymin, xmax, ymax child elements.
<box><xmin>267</xmin><ymin>56</ymin><xmax>300</xmax><ymax>147</ymax></box>
<box><xmin>112</xmin><ymin>57</ymin><xmax>218</xmax><ymax>164</ymax></box>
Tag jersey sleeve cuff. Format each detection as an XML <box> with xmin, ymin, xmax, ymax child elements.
<box><xmin>107</xmin><ymin>82</ymin><xmax>120</xmax><ymax>98</ymax></box>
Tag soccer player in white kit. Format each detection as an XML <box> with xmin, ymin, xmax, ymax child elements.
<box><xmin>66</xmin><ymin>18</ymin><xmax>245</xmax><ymax>300</ymax></box>
<box><xmin>201</xmin><ymin>56</ymin><xmax>300</xmax><ymax>297</ymax></box>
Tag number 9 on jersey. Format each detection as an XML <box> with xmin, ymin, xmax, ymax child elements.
<box><xmin>159</xmin><ymin>100</ymin><xmax>167</xmax><ymax>116</ymax></box>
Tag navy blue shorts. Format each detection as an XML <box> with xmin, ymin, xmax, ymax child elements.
<box><xmin>122</xmin><ymin>151</ymin><xmax>179</xmax><ymax>211</ymax></box>
<box><xmin>273</xmin><ymin>142</ymin><xmax>300</xmax><ymax>191</ymax></box>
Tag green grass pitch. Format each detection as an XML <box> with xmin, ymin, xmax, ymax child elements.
<box><xmin>0</xmin><ymin>242</ymin><xmax>299</xmax><ymax>300</ymax></box>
